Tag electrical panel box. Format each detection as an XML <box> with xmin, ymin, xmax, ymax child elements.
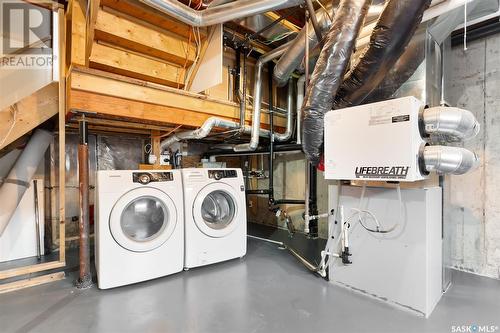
<box><xmin>324</xmin><ymin>96</ymin><xmax>426</xmax><ymax>182</ymax></box>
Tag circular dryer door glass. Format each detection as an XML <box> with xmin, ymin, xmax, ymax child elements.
<box><xmin>201</xmin><ymin>190</ymin><xmax>235</xmax><ymax>229</ymax></box>
<box><xmin>120</xmin><ymin>196</ymin><xmax>168</xmax><ymax>241</ymax></box>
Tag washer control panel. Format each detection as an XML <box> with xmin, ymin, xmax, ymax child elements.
<box><xmin>208</xmin><ymin>169</ymin><xmax>237</xmax><ymax>180</ymax></box>
<box><xmin>133</xmin><ymin>172</ymin><xmax>173</xmax><ymax>185</ymax></box>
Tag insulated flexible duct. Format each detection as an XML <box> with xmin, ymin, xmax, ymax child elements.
<box><xmin>333</xmin><ymin>0</ymin><xmax>433</xmax><ymax>109</ymax></box>
<box><xmin>301</xmin><ymin>0</ymin><xmax>371</xmax><ymax>165</ymax></box>
<box><xmin>0</xmin><ymin>129</ymin><xmax>52</xmax><ymax>236</ymax></box>
<box><xmin>138</xmin><ymin>0</ymin><xmax>303</xmax><ymax>27</ymax></box>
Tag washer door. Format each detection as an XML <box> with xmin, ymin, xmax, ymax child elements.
<box><xmin>193</xmin><ymin>182</ymin><xmax>240</xmax><ymax>238</ymax></box>
<box><xmin>109</xmin><ymin>187</ymin><xmax>177</xmax><ymax>252</ymax></box>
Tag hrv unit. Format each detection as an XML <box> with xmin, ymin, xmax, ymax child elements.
<box><xmin>324</xmin><ymin>96</ymin><xmax>479</xmax><ymax>182</ymax></box>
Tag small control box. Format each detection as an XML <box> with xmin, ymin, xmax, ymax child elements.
<box><xmin>208</xmin><ymin>169</ymin><xmax>237</xmax><ymax>180</ymax></box>
<box><xmin>133</xmin><ymin>172</ymin><xmax>173</xmax><ymax>185</ymax></box>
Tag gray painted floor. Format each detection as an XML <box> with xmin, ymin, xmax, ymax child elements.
<box><xmin>1</xmin><ymin>239</ymin><xmax>499</xmax><ymax>333</ymax></box>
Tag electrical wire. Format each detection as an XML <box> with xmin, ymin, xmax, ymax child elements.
<box><xmin>346</xmin><ymin>182</ymin><xmax>402</xmax><ymax>234</ymax></box>
<box><xmin>0</xmin><ymin>105</ymin><xmax>18</xmax><ymax>148</ymax></box>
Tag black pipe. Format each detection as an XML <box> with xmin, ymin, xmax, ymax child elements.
<box><xmin>246</xmin><ymin>189</ymin><xmax>271</xmax><ymax>195</ymax></box>
<box><xmin>207</xmin><ymin>144</ymin><xmax>302</xmax><ymax>157</ymax></box>
<box><xmin>308</xmin><ymin>164</ymin><xmax>318</xmax><ymax>237</ymax></box>
<box><xmin>234</xmin><ymin>47</ymin><xmax>241</xmax><ymax>103</ymax></box>
<box><xmin>273</xmin><ymin>199</ymin><xmax>305</xmax><ymax>205</ymax></box>
<box><xmin>268</xmin><ymin>61</ymin><xmax>275</xmax><ymax>205</ymax></box>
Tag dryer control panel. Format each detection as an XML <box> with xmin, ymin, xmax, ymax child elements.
<box><xmin>208</xmin><ymin>169</ymin><xmax>237</xmax><ymax>180</ymax></box>
<box><xmin>133</xmin><ymin>172</ymin><xmax>173</xmax><ymax>185</ymax></box>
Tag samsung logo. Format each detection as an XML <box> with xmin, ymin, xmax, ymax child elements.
<box><xmin>355</xmin><ymin>166</ymin><xmax>409</xmax><ymax>179</ymax></box>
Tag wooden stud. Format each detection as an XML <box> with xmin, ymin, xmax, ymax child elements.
<box><xmin>0</xmin><ymin>261</ymin><xmax>65</xmax><ymax>280</ymax></box>
<box><xmin>95</xmin><ymin>8</ymin><xmax>196</xmax><ymax>66</ymax></box>
<box><xmin>58</xmin><ymin>7</ymin><xmax>67</xmax><ymax>264</ymax></box>
<box><xmin>0</xmin><ymin>272</ymin><xmax>65</xmax><ymax>294</ymax></box>
<box><xmin>70</xmin><ymin>0</ymin><xmax>86</xmax><ymax>66</ymax></box>
<box><xmin>89</xmin><ymin>43</ymin><xmax>186</xmax><ymax>88</ymax></box>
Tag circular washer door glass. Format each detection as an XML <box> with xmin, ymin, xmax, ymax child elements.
<box><xmin>120</xmin><ymin>196</ymin><xmax>169</xmax><ymax>242</ymax></box>
<box><xmin>201</xmin><ymin>190</ymin><xmax>235</xmax><ymax>229</ymax></box>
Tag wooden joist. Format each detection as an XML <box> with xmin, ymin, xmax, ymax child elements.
<box><xmin>100</xmin><ymin>0</ymin><xmax>204</xmax><ymax>40</ymax></box>
<box><xmin>95</xmin><ymin>8</ymin><xmax>197</xmax><ymax>67</ymax></box>
<box><xmin>69</xmin><ymin>67</ymin><xmax>286</xmax><ymax>128</ymax></box>
<box><xmin>0</xmin><ymin>83</ymin><xmax>59</xmax><ymax>150</ymax></box>
<box><xmin>89</xmin><ymin>43</ymin><xmax>187</xmax><ymax>88</ymax></box>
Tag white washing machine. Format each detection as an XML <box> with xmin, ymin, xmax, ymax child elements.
<box><xmin>182</xmin><ymin>168</ymin><xmax>247</xmax><ymax>269</ymax></box>
<box><xmin>95</xmin><ymin>170</ymin><xmax>183</xmax><ymax>289</ymax></box>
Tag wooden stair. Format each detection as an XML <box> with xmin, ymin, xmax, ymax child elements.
<box><xmin>0</xmin><ymin>83</ymin><xmax>59</xmax><ymax>150</ymax></box>
<box><xmin>86</xmin><ymin>0</ymin><xmax>206</xmax><ymax>89</ymax></box>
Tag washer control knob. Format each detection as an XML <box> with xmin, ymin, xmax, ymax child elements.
<box><xmin>138</xmin><ymin>173</ymin><xmax>151</xmax><ymax>184</ymax></box>
<box><xmin>214</xmin><ymin>171</ymin><xmax>223</xmax><ymax>180</ymax></box>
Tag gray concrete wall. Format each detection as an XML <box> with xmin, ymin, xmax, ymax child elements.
<box><xmin>444</xmin><ymin>33</ymin><xmax>500</xmax><ymax>279</ymax></box>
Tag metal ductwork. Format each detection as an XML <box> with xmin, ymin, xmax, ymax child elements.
<box><xmin>333</xmin><ymin>0</ymin><xmax>433</xmax><ymax>110</ymax></box>
<box><xmin>274</xmin><ymin>80</ymin><xmax>294</xmax><ymax>142</ymax></box>
<box><xmin>233</xmin><ymin>42</ymin><xmax>291</xmax><ymax>152</ymax></box>
<box><xmin>0</xmin><ymin>129</ymin><xmax>52</xmax><ymax>236</ymax></box>
<box><xmin>138</xmin><ymin>0</ymin><xmax>303</xmax><ymax>27</ymax></box>
<box><xmin>160</xmin><ymin>117</ymin><xmax>252</xmax><ymax>150</ymax></box>
<box><xmin>421</xmin><ymin>145</ymin><xmax>479</xmax><ymax>175</ymax></box>
<box><xmin>422</xmin><ymin>106</ymin><xmax>480</xmax><ymax>141</ymax></box>
<box><xmin>161</xmin><ymin>43</ymin><xmax>294</xmax><ymax>151</ymax></box>
<box><xmin>273</xmin><ymin>5</ymin><xmax>332</xmax><ymax>87</ymax></box>
<box><xmin>301</xmin><ymin>0</ymin><xmax>371</xmax><ymax>165</ymax></box>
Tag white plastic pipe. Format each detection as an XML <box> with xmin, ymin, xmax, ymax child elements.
<box><xmin>296</xmin><ymin>75</ymin><xmax>306</xmax><ymax>145</ymax></box>
<box><xmin>0</xmin><ymin>129</ymin><xmax>53</xmax><ymax>236</ymax></box>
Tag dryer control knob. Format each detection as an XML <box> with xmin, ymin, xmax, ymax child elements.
<box><xmin>214</xmin><ymin>171</ymin><xmax>223</xmax><ymax>180</ymax></box>
<box><xmin>138</xmin><ymin>173</ymin><xmax>151</xmax><ymax>184</ymax></box>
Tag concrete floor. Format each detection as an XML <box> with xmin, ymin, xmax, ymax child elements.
<box><xmin>1</xmin><ymin>238</ymin><xmax>499</xmax><ymax>333</ymax></box>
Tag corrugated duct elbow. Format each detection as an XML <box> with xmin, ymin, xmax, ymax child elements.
<box><xmin>301</xmin><ymin>0</ymin><xmax>371</xmax><ymax>165</ymax></box>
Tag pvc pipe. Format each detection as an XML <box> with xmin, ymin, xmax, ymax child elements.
<box><xmin>296</xmin><ymin>75</ymin><xmax>305</xmax><ymax>145</ymax></box>
<box><xmin>0</xmin><ymin>129</ymin><xmax>52</xmax><ymax>236</ymax></box>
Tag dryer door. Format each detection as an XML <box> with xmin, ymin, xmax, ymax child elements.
<box><xmin>192</xmin><ymin>182</ymin><xmax>240</xmax><ymax>238</ymax></box>
<box><xmin>109</xmin><ymin>187</ymin><xmax>177</xmax><ymax>252</ymax></box>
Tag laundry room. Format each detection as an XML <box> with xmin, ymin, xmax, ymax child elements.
<box><xmin>1</xmin><ymin>0</ymin><xmax>500</xmax><ymax>332</ymax></box>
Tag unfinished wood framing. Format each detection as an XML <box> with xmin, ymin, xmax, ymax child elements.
<box><xmin>95</xmin><ymin>8</ymin><xmax>197</xmax><ymax>66</ymax></box>
<box><xmin>89</xmin><ymin>43</ymin><xmax>187</xmax><ymax>88</ymax></box>
<box><xmin>70</xmin><ymin>0</ymin><xmax>86</xmax><ymax>66</ymax></box>
<box><xmin>0</xmin><ymin>83</ymin><xmax>59</xmax><ymax>150</ymax></box>
<box><xmin>69</xmin><ymin>67</ymin><xmax>287</xmax><ymax>129</ymax></box>
<box><xmin>0</xmin><ymin>272</ymin><xmax>65</xmax><ymax>294</ymax></box>
<box><xmin>0</xmin><ymin>8</ymin><xmax>67</xmax><ymax>287</ymax></box>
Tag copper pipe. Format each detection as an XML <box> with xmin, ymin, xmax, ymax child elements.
<box><xmin>77</xmin><ymin>120</ymin><xmax>92</xmax><ymax>289</ymax></box>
